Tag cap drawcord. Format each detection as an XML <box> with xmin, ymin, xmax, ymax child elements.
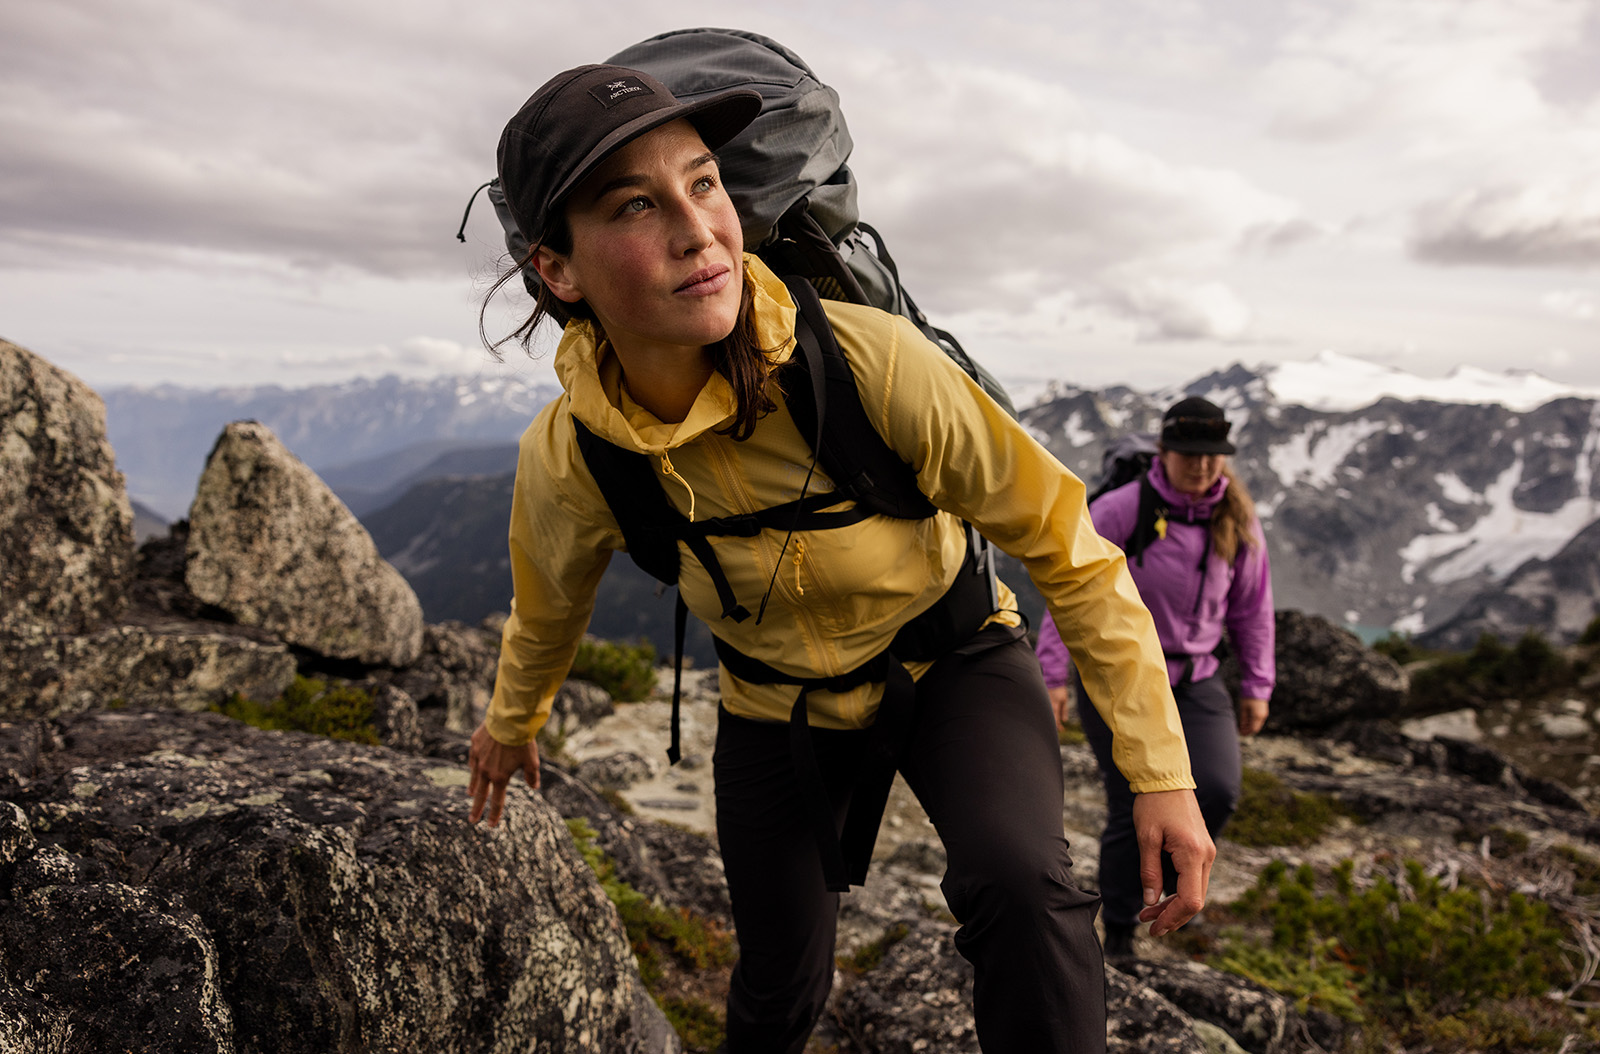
<box><xmin>456</xmin><ymin>180</ymin><xmax>494</xmax><ymax>242</ymax></box>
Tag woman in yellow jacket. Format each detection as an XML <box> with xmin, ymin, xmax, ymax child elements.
<box><xmin>467</xmin><ymin>62</ymin><xmax>1213</xmax><ymax>1054</ymax></box>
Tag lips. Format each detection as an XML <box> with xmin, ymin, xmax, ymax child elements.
<box><xmin>675</xmin><ymin>265</ymin><xmax>731</xmax><ymax>296</ymax></box>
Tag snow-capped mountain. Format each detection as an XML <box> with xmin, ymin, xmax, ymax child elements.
<box><xmin>1022</xmin><ymin>358</ymin><xmax>1600</xmax><ymax>642</ymax></box>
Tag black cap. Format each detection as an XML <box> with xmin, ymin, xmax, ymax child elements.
<box><xmin>1160</xmin><ymin>396</ymin><xmax>1236</xmax><ymax>455</ymax></box>
<box><xmin>497</xmin><ymin>64</ymin><xmax>763</xmax><ymax>249</ymax></box>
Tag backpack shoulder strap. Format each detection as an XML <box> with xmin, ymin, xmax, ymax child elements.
<box><xmin>1122</xmin><ymin>472</ymin><xmax>1166</xmax><ymax>566</ymax></box>
<box><xmin>571</xmin><ymin>418</ymin><xmax>683</xmax><ymax>585</ymax></box>
<box><xmin>779</xmin><ymin>276</ymin><xmax>937</xmax><ymax>521</ymax></box>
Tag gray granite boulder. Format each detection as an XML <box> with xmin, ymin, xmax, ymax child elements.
<box><xmin>186</xmin><ymin>422</ymin><xmax>423</xmax><ymax>666</ymax></box>
<box><xmin>0</xmin><ymin>623</ymin><xmax>296</xmax><ymax>720</ymax></box>
<box><xmin>0</xmin><ymin>340</ymin><xmax>135</xmax><ymax>638</ymax></box>
<box><xmin>1235</xmin><ymin>611</ymin><xmax>1408</xmax><ymax>731</ymax></box>
<box><xmin>0</xmin><ymin>709</ymin><xmax>677</xmax><ymax>1054</ymax></box>
<box><xmin>831</xmin><ymin>918</ymin><xmax>1219</xmax><ymax>1054</ymax></box>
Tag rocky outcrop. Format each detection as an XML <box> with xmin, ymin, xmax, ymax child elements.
<box><xmin>1240</xmin><ymin>610</ymin><xmax>1407</xmax><ymax>730</ymax></box>
<box><xmin>0</xmin><ymin>623</ymin><xmax>296</xmax><ymax>720</ymax></box>
<box><xmin>388</xmin><ymin>619</ymin><xmax>502</xmax><ymax>737</ymax></box>
<box><xmin>0</xmin><ymin>709</ymin><xmax>677</xmax><ymax>1054</ymax></box>
<box><xmin>186</xmin><ymin>421</ymin><xmax>424</xmax><ymax>667</ymax></box>
<box><xmin>831</xmin><ymin>918</ymin><xmax>1233</xmax><ymax>1054</ymax></box>
<box><xmin>0</xmin><ymin>340</ymin><xmax>134</xmax><ymax>638</ymax></box>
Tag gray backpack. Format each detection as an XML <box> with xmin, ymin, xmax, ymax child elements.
<box><xmin>460</xmin><ymin>27</ymin><xmax>1016</xmax><ymax>418</ymax></box>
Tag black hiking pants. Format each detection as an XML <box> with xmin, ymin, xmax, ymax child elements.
<box><xmin>1077</xmin><ymin>671</ymin><xmax>1241</xmax><ymax>929</ymax></box>
<box><xmin>713</xmin><ymin>628</ymin><xmax>1106</xmax><ymax>1054</ymax></box>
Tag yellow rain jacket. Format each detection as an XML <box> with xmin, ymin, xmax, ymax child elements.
<box><xmin>488</xmin><ymin>257</ymin><xmax>1194</xmax><ymax>794</ymax></box>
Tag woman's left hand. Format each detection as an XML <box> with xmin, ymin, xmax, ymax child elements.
<box><xmin>1132</xmin><ymin>788</ymin><xmax>1215</xmax><ymax>937</ymax></box>
<box><xmin>1237</xmin><ymin>697</ymin><xmax>1269</xmax><ymax>736</ymax></box>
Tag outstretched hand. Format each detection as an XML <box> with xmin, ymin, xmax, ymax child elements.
<box><xmin>1131</xmin><ymin>788</ymin><xmax>1215</xmax><ymax>937</ymax></box>
<box><xmin>467</xmin><ymin>722</ymin><xmax>540</xmax><ymax>827</ymax></box>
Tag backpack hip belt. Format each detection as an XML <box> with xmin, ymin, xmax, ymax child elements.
<box><xmin>715</xmin><ymin>530</ymin><xmax>1014</xmax><ymax>892</ymax></box>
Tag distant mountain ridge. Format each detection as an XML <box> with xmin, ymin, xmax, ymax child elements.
<box><xmin>108</xmin><ymin>357</ymin><xmax>1600</xmax><ymax>653</ymax></box>
<box><xmin>103</xmin><ymin>373</ymin><xmax>559</xmax><ymax>518</ymax></box>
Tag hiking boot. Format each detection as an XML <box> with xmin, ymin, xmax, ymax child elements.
<box><xmin>1102</xmin><ymin>922</ymin><xmax>1136</xmax><ymax>959</ymax></box>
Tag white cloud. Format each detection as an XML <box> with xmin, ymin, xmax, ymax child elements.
<box><xmin>1410</xmin><ymin>179</ymin><xmax>1600</xmax><ymax>267</ymax></box>
<box><xmin>1542</xmin><ymin>289</ymin><xmax>1597</xmax><ymax>319</ymax></box>
<box><xmin>1099</xmin><ymin>275</ymin><xmax>1254</xmax><ymax>341</ymax></box>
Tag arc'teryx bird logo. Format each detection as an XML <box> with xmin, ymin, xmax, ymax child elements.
<box><xmin>589</xmin><ymin>75</ymin><xmax>652</xmax><ymax>108</ymax></box>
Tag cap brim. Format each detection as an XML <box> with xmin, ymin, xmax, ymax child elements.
<box><xmin>1162</xmin><ymin>438</ymin><xmax>1237</xmax><ymax>455</ymax></box>
<box><xmin>538</xmin><ymin>88</ymin><xmax>763</xmax><ymax>242</ymax></box>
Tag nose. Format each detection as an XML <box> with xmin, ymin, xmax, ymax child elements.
<box><xmin>666</xmin><ymin>195</ymin><xmax>715</xmax><ymax>257</ymax></box>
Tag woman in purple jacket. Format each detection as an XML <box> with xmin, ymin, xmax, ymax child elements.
<box><xmin>1035</xmin><ymin>396</ymin><xmax>1274</xmax><ymax>958</ymax></box>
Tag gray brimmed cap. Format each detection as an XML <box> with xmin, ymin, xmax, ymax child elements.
<box><xmin>497</xmin><ymin>64</ymin><xmax>763</xmax><ymax>250</ymax></box>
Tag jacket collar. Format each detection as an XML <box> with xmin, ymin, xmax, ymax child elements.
<box><xmin>1149</xmin><ymin>458</ymin><xmax>1229</xmax><ymax>519</ymax></box>
<box><xmin>552</xmin><ymin>255</ymin><xmax>797</xmax><ymax>455</ymax></box>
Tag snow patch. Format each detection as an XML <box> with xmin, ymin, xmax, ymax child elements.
<box><xmin>1435</xmin><ymin>472</ymin><xmax>1480</xmax><ymax>505</ymax></box>
<box><xmin>1401</xmin><ymin>458</ymin><xmax>1600</xmax><ymax>584</ymax></box>
<box><xmin>1060</xmin><ymin>411</ymin><xmax>1097</xmax><ymax>449</ymax></box>
<box><xmin>1268</xmin><ymin>419</ymin><xmax>1388</xmax><ymax>488</ymax></box>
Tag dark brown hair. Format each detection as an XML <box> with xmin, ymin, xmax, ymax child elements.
<box><xmin>479</xmin><ymin>212</ymin><xmax>777</xmax><ymax>441</ymax></box>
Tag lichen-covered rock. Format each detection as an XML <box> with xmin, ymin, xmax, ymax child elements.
<box><xmin>0</xmin><ymin>340</ymin><xmax>135</xmax><ymax>638</ymax></box>
<box><xmin>0</xmin><ymin>624</ymin><xmax>296</xmax><ymax>719</ymax></box>
<box><xmin>0</xmin><ymin>882</ymin><xmax>236</xmax><ymax>1052</ymax></box>
<box><xmin>366</xmin><ymin>681</ymin><xmax>424</xmax><ymax>753</ymax></box>
<box><xmin>185</xmin><ymin>421</ymin><xmax>423</xmax><ymax>666</ymax></box>
<box><xmin>0</xmin><ymin>709</ymin><xmax>678</xmax><ymax>1054</ymax></box>
<box><xmin>392</xmin><ymin>619</ymin><xmax>500</xmax><ymax>734</ymax></box>
<box><xmin>1235</xmin><ymin>611</ymin><xmax>1407</xmax><ymax>730</ymax></box>
<box><xmin>1114</xmin><ymin>959</ymin><xmax>1295</xmax><ymax>1054</ymax></box>
<box><xmin>552</xmin><ymin>678</ymin><xmax>617</xmax><ymax>736</ymax></box>
<box><xmin>831</xmin><ymin>918</ymin><xmax>1210</xmax><ymax>1054</ymax></box>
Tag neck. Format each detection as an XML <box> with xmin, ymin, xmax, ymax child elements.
<box><xmin>611</xmin><ymin>340</ymin><xmax>716</xmax><ymax>424</ymax></box>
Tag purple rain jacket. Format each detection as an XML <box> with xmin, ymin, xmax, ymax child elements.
<box><xmin>1036</xmin><ymin>459</ymin><xmax>1276</xmax><ymax>701</ymax></box>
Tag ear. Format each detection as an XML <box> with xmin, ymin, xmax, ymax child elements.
<box><xmin>531</xmin><ymin>245</ymin><xmax>584</xmax><ymax>304</ymax></box>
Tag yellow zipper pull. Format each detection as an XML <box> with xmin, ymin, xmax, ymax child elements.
<box><xmin>793</xmin><ymin>538</ymin><xmax>806</xmax><ymax>596</ymax></box>
<box><xmin>660</xmin><ymin>451</ymin><xmax>696</xmax><ymax>522</ymax></box>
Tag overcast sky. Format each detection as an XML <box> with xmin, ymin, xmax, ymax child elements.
<box><xmin>3</xmin><ymin>0</ymin><xmax>1598</xmax><ymax>399</ymax></box>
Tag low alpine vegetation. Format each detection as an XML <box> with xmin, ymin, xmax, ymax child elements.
<box><xmin>213</xmin><ymin>675</ymin><xmax>378</xmax><ymax>744</ymax></box>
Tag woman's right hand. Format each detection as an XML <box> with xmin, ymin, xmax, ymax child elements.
<box><xmin>1047</xmin><ymin>685</ymin><xmax>1071</xmax><ymax>728</ymax></box>
<box><xmin>467</xmin><ymin>722</ymin><xmax>541</xmax><ymax>827</ymax></box>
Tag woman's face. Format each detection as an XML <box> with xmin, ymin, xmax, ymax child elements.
<box><xmin>1159</xmin><ymin>447</ymin><xmax>1227</xmax><ymax>498</ymax></box>
<box><xmin>533</xmin><ymin>119</ymin><xmax>744</xmax><ymax>359</ymax></box>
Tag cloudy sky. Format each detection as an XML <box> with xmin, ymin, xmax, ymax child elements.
<box><xmin>3</xmin><ymin>0</ymin><xmax>1598</xmax><ymax>399</ymax></box>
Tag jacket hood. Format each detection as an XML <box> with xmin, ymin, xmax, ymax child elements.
<box><xmin>1149</xmin><ymin>458</ymin><xmax>1229</xmax><ymax>520</ymax></box>
<box><xmin>551</xmin><ymin>255</ymin><xmax>798</xmax><ymax>456</ymax></box>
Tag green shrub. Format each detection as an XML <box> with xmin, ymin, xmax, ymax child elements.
<box><xmin>1581</xmin><ymin>615</ymin><xmax>1600</xmax><ymax>647</ymax></box>
<box><xmin>1224</xmin><ymin>858</ymin><xmax>1570</xmax><ymax>1026</ymax></box>
<box><xmin>1225</xmin><ymin>769</ymin><xmax>1353</xmax><ymax>847</ymax></box>
<box><xmin>1410</xmin><ymin>630</ymin><xmax>1572</xmax><ymax>707</ymax></box>
<box><xmin>571</xmin><ymin>638</ymin><xmax>659</xmax><ymax>702</ymax></box>
<box><xmin>213</xmin><ymin>676</ymin><xmax>378</xmax><ymax>744</ymax></box>
<box><xmin>1372</xmin><ymin>632</ymin><xmax>1421</xmax><ymax>665</ymax></box>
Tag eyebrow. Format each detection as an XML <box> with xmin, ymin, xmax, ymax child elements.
<box><xmin>587</xmin><ymin>151</ymin><xmax>720</xmax><ymax>203</ymax></box>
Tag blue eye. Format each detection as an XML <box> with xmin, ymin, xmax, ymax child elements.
<box><xmin>693</xmin><ymin>175</ymin><xmax>716</xmax><ymax>193</ymax></box>
<box><xmin>622</xmin><ymin>197</ymin><xmax>650</xmax><ymax>214</ymax></box>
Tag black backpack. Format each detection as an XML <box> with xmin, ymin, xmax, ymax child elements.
<box><xmin>1090</xmin><ymin>432</ymin><xmax>1166</xmax><ymax>564</ymax></box>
